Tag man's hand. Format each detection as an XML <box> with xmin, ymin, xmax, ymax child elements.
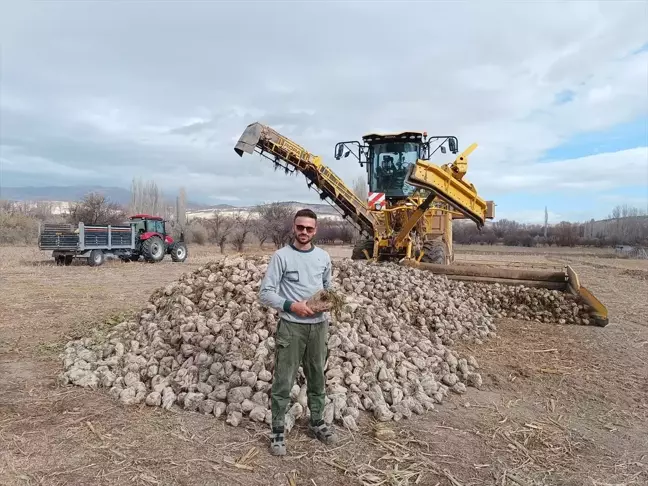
<box><xmin>290</xmin><ymin>301</ymin><xmax>314</xmax><ymax>317</ymax></box>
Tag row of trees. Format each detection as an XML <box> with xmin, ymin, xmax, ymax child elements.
<box><xmin>198</xmin><ymin>203</ymin><xmax>356</xmax><ymax>252</ymax></box>
<box><xmin>1</xmin><ymin>173</ymin><xmax>646</xmax><ymax>249</ymax></box>
<box><xmin>453</xmin><ymin>204</ymin><xmax>648</xmax><ymax>247</ymax></box>
<box><xmin>454</xmin><ymin>220</ymin><xmax>586</xmax><ymax>247</ymax></box>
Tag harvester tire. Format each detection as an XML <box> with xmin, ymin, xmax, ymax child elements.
<box><xmin>351</xmin><ymin>239</ymin><xmax>374</xmax><ymax>260</ymax></box>
<box><xmin>420</xmin><ymin>240</ymin><xmax>446</xmax><ymax>265</ymax></box>
<box><xmin>170</xmin><ymin>242</ymin><xmax>187</xmax><ymax>262</ymax></box>
<box><xmin>142</xmin><ymin>236</ymin><xmax>165</xmax><ymax>263</ymax></box>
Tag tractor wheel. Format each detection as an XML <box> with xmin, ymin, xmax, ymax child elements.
<box><xmin>88</xmin><ymin>250</ymin><xmax>105</xmax><ymax>267</ymax></box>
<box><xmin>141</xmin><ymin>236</ymin><xmax>165</xmax><ymax>263</ymax></box>
<box><xmin>170</xmin><ymin>242</ymin><xmax>188</xmax><ymax>262</ymax></box>
<box><xmin>351</xmin><ymin>239</ymin><xmax>374</xmax><ymax>260</ymax></box>
<box><xmin>419</xmin><ymin>239</ymin><xmax>447</xmax><ymax>265</ymax></box>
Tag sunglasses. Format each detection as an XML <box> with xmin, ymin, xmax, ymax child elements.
<box><xmin>295</xmin><ymin>224</ymin><xmax>316</xmax><ymax>233</ymax></box>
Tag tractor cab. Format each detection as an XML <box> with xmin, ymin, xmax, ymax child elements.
<box><xmin>334</xmin><ymin>132</ymin><xmax>460</xmax><ymax>199</ymax></box>
<box><xmin>129</xmin><ymin>214</ymin><xmax>171</xmax><ymax>244</ymax></box>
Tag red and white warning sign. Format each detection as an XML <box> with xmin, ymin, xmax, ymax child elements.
<box><xmin>368</xmin><ymin>192</ymin><xmax>386</xmax><ymax>210</ymax></box>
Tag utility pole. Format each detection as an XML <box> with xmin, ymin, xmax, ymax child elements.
<box><xmin>544</xmin><ymin>206</ymin><xmax>548</xmax><ymax>238</ymax></box>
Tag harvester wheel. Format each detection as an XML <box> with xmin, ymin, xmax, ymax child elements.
<box><xmin>141</xmin><ymin>236</ymin><xmax>165</xmax><ymax>263</ymax></box>
<box><xmin>170</xmin><ymin>242</ymin><xmax>187</xmax><ymax>262</ymax></box>
<box><xmin>420</xmin><ymin>239</ymin><xmax>447</xmax><ymax>265</ymax></box>
<box><xmin>351</xmin><ymin>239</ymin><xmax>374</xmax><ymax>260</ymax></box>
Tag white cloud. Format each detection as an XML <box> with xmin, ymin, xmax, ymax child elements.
<box><xmin>472</xmin><ymin>147</ymin><xmax>648</xmax><ymax>194</ymax></box>
<box><xmin>0</xmin><ymin>1</ymin><xmax>647</xmax><ymax>216</ymax></box>
<box><xmin>598</xmin><ymin>194</ymin><xmax>648</xmax><ymax>206</ymax></box>
<box><xmin>0</xmin><ymin>147</ymin><xmax>99</xmax><ymax>179</ymax></box>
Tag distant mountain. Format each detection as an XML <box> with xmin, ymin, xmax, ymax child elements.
<box><xmin>279</xmin><ymin>201</ymin><xmax>339</xmax><ymax>215</ymax></box>
<box><xmin>210</xmin><ymin>204</ymin><xmax>237</xmax><ymax>210</ymax></box>
<box><xmin>0</xmin><ymin>185</ymin><xmax>209</xmax><ymax>210</ymax></box>
<box><xmin>1</xmin><ymin>186</ymin><xmax>342</xmax><ymax>216</ymax></box>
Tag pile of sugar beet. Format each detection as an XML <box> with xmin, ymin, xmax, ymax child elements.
<box><xmin>59</xmin><ymin>256</ymin><xmax>596</xmax><ymax>431</ymax></box>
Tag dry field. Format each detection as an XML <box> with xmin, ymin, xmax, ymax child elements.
<box><xmin>1</xmin><ymin>244</ymin><xmax>647</xmax><ymax>486</ymax></box>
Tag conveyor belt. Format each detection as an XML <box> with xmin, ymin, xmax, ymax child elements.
<box><xmin>234</xmin><ymin>122</ymin><xmax>377</xmax><ymax>236</ymax></box>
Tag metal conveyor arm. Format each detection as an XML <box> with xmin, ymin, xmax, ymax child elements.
<box><xmin>234</xmin><ymin>122</ymin><xmax>377</xmax><ymax>236</ymax></box>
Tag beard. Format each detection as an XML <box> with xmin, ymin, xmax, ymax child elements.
<box><xmin>294</xmin><ymin>233</ymin><xmax>313</xmax><ymax>245</ymax></box>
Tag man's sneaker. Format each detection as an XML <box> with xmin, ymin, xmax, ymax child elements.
<box><xmin>270</xmin><ymin>425</ymin><xmax>286</xmax><ymax>456</ymax></box>
<box><xmin>307</xmin><ymin>419</ymin><xmax>338</xmax><ymax>445</ymax></box>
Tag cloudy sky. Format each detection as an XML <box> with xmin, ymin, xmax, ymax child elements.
<box><xmin>1</xmin><ymin>1</ymin><xmax>647</xmax><ymax>223</ymax></box>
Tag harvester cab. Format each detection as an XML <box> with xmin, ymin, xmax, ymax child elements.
<box><xmin>334</xmin><ymin>131</ymin><xmax>494</xmax><ymax>264</ymax></box>
<box><xmin>335</xmin><ymin>131</ymin><xmax>458</xmax><ymax>199</ymax></box>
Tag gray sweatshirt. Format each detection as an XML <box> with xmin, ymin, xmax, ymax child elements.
<box><xmin>259</xmin><ymin>244</ymin><xmax>332</xmax><ymax>324</ymax></box>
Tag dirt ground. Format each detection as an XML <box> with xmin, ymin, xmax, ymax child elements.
<box><xmin>1</xmin><ymin>244</ymin><xmax>647</xmax><ymax>486</ymax></box>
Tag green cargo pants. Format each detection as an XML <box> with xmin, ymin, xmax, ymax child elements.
<box><xmin>271</xmin><ymin>318</ymin><xmax>329</xmax><ymax>428</ymax></box>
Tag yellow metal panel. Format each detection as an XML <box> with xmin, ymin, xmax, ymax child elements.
<box><xmin>566</xmin><ymin>265</ymin><xmax>608</xmax><ymax>326</ymax></box>
<box><xmin>446</xmin><ymin>142</ymin><xmax>477</xmax><ymax>180</ymax></box>
<box><xmin>407</xmin><ymin>160</ymin><xmax>489</xmax><ymax>227</ymax></box>
<box><xmin>445</xmin><ymin>210</ymin><xmax>453</xmax><ymax>262</ymax></box>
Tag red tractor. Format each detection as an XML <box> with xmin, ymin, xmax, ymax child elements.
<box><xmin>129</xmin><ymin>214</ymin><xmax>187</xmax><ymax>263</ymax></box>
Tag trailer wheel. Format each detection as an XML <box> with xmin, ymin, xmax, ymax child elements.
<box><xmin>170</xmin><ymin>242</ymin><xmax>187</xmax><ymax>262</ymax></box>
<box><xmin>64</xmin><ymin>255</ymin><xmax>73</xmax><ymax>266</ymax></box>
<box><xmin>142</xmin><ymin>236</ymin><xmax>165</xmax><ymax>263</ymax></box>
<box><xmin>55</xmin><ymin>255</ymin><xmax>65</xmax><ymax>266</ymax></box>
<box><xmin>88</xmin><ymin>250</ymin><xmax>105</xmax><ymax>267</ymax></box>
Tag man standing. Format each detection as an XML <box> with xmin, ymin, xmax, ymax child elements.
<box><xmin>259</xmin><ymin>208</ymin><xmax>338</xmax><ymax>456</ymax></box>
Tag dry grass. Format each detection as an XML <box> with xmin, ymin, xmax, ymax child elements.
<box><xmin>1</xmin><ymin>244</ymin><xmax>647</xmax><ymax>485</ymax></box>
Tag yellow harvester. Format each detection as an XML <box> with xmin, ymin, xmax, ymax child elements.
<box><xmin>234</xmin><ymin>122</ymin><xmax>608</xmax><ymax>326</ymax></box>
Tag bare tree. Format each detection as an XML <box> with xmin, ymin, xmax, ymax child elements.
<box><xmin>176</xmin><ymin>187</ymin><xmax>187</xmax><ymax>227</ymax></box>
<box><xmin>352</xmin><ymin>175</ymin><xmax>368</xmax><ymax>201</ymax></box>
<box><xmin>130</xmin><ymin>177</ymin><xmax>164</xmax><ymax>216</ymax></box>
<box><xmin>492</xmin><ymin>219</ymin><xmax>520</xmax><ymax>238</ymax></box>
<box><xmin>255</xmin><ymin>202</ymin><xmax>293</xmax><ymax>249</ymax></box>
<box><xmin>554</xmin><ymin>221</ymin><xmax>580</xmax><ymax>247</ymax></box>
<box><xmin>230</xmin><ymin>211</ymin><xmax>254</xmax><ymax>252</ymax></box>
<box><xmin>170</xmin><ymin>186</ymin><xmax>187</xmax><ymax>240</ymax></box>
<box><xmin>68</xmin><ymin>192</ymin><xmax>126</xmax><ymax>225</ymax></box>
<box><xmin>250</xmin><ymin>205</ymin><xmax>269</xmax><ymax>247</ymax></box>
<box><xmin>203</xmin><ymin>212</ymin><xmax>236</xmax><ymax>253</ymax></box>
<box><xmin>607</xmin><ymin>204</ymin><xmax>648</xmax><ymax>245</ymax></box>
